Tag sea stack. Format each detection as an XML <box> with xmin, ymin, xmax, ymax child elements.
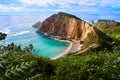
<box><xmin>37</xmin><ymin>12</ymin><xmax>98</xmax><ymax>43</ymax></box>
<box><xmin>32</xmin><ymin>21</ymin><xmax>41</xmax><ymax>28</ymax></box>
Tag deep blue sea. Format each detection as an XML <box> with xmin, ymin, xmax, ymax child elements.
<box><xmin>0</xmin><ymin>15</ymin><xmax>69</xmax><ymax>58</ymax></box>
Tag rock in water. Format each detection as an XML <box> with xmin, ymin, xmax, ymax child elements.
<box><xmin>32</xmin><ymin>21</ymin><xmax>41</xmax><ymax>28</ymax></box>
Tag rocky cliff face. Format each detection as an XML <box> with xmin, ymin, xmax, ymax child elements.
<box><xmin>37</xmin><ymin>12</ymin><xmax>98</xmax><ymax>42</ymax></box>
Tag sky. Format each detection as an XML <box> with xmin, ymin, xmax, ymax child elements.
<box><xmin>0</xmin><ymin>0</ymin><xmax>120</xmax><ymax>21</ymax></box>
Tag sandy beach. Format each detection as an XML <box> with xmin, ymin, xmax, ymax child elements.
<box><xmin>52</xmin><ymin>39</ymin><xmax>83</xmax><ymax>60</ymax></box>
<box><xmin>69</xmin><ymin>40</ymin><xmax>83</xmax><ymax>53</ymax></box>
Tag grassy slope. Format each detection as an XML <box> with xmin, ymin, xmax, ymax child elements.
<box><xmin>100</xmin><ymin>26</ymin><xmax>120</xmax><ymax>49</ymax></box>
<box><xmin>104</xmin><ymin>26</ymin><xmax>120</xmax><ymax>40</ymax></box>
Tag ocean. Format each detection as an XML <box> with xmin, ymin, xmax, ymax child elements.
<box><xmin>0</xmin><ymin>15</ymin><xmax>70</xmax><ymax>58</ymax></box>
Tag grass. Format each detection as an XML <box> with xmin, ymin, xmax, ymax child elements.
<box><xmin>104</xmin><ymin>26</ymin><xmax>120</xmax><ymax>40</ymax></box>
<box><xmin>58</xmin><ymin>12</ymin><xmax>81</xmax><ymax>20</ymax></box>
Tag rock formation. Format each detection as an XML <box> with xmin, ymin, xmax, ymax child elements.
<box><xmin>32</xmin><ymin>21</ymin><xmax>41</xmax><ymax>28</ymax></box>
<box><xmin>37</xmin><ymin>12</ymin><xmax>98</xmax><ymax>42</ymax></box>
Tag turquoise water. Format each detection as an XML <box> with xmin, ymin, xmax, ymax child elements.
<box><xmin>0</xmin><ymin>15</ymin><xmax>69</xmax><ymax>58</ymax></box>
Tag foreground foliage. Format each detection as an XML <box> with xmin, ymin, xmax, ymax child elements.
<box><xmin>0</xmin><ymin>26</ymin><xmax>120</xmax><ymax>80</ymax></box>
<box><xmin>0</xmin><ymin>43</ymin><xmax>54</xmax><ymax>80</ymax></box>
<box><xmin>54</xmin><ymin>52</ymin><xmax>120</xmax><ymax>80</ymax></box>
<box><xmin>0</xmin><ymin>43</ymin><xmax>120</xmax><ymax>80</ymax></box>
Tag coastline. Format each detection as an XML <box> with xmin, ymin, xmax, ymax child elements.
<box><xmin>43</xmin><ymin>32</ymin><xmax>83</xmax><ymax>60</ymax></box>
<box><xmin>51</xmin><ymin>38</ymin><xmax>73</xmax><ymax>60</ymax></box>
<box><xmin>51</xmin><ymin>38</ymin><xmax>83</xmax><ymax>60</ymax></box>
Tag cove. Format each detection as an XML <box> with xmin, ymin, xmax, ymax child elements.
<box><xmin>0</xmin><ymin>15</ymin><xmax>70</xmax><ymax>58</ymax></box>
<box><xmin>5</xmin><ymin>29</ymin><xmax>70</xmax><ymax>58</ymax></box>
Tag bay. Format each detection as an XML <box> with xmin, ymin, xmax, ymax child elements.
<box><xmin>0</xmin><ymin>15</ymin><xmax>69</xmax><ymax>58</ymax></box>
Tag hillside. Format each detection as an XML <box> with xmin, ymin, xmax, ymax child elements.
<box><xmin>103</xmin><ymin>26</ymin><xmax>120</xmax><ymax>39</ymax></box>
<box><xmin>94</xmin><ymin>19</ymin><xmax>120</xmax><ymax>30</ymax></box>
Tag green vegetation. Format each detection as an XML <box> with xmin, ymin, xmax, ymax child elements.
<box><xmin>0</xmin><ymin>25</ymin><xmax>120</xmax><ymax>80</ymax></box>
<box><xmin>94</xmin><ymin>27</ymin><xmax>120</xmax><ymax>52</ymax></box>
<box><xmin>54</xmin><ymin>52</ymin><xmax>120</xmax><ymax>80</ymax></box>
<box><xmin>0</xmin><ymin>33</ymin><xmax>55</xmax><ymax>80</ymax></box>
<box><xmin>0</xmin><ymin>43</ymin><xmax>120</xmax><ymax>80</ymax></box>
<box><xmin>58</xmin><ymin>12</ymin><xmax>81</xmax><ymax>20</ymax></box>
<box><xmin>93</xmin><ymin>28</ymin><xmax>115</xmax><ymax>52</ymax></box>
<box><xmin>103</xmin><ymin>27</ymin><xmax>120</xmax><ymax>40</ymax></box>
<box><xmin>103</xmin><ymin>27</ymin><xmax>120</xmax><ymax>50</ymax></box>
<box><xmin>0</xmin><ymin>44</ymin><xmax>54</xmax><ymax>80</ymax></box>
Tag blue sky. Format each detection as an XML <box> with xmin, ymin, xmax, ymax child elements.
<box><xmin>0</xmin><ymin>0</ymin><xmax>120</xmax><ymax>21</ymax></box>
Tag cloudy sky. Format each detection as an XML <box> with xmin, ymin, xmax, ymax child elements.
<box><xmin>0</xmin><ymin>0</ymin><xmax>120</xmax><ymax>21</ymax></box>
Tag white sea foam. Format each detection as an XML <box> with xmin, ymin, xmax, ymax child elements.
<box><xmin>10</xmin><ymin>30</ymin><xmax>30</xmax><ymax>36</ymax></box>
<box><xmin>0</xmin><ymin>28</ymin><xmax>11</xmax><ymax>34</ymax></box>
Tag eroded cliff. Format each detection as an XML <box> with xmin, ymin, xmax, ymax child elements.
<box><xmin>37</xmin><ymin>12</ymin><xmax>98</xmax><ymax>43</ymax></box>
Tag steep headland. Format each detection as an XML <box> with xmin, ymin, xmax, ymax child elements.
<box><xmin>36</xmin><ymin>12</ymin><xmax>99</xmax><ymax>56</ymax></box>
<box><xmin>37</xmin><ymin>12</ymin><xmax>119</xmax><ymax>56</ymax></box>
<box><xmin>37</xmin><ymin>12</ymin><xmax>98</xmax><ymax>43</ymax></box>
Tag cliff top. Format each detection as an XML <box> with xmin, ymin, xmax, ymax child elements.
<box><xmin>57</xmin><ymin>12</ymin><xmax>81</xmax><ymax>20</ymax></box>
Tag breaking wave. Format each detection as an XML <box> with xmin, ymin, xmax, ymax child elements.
<box><xmin>10</xmin><ymin>30</ymin><xmax>30</xmax><ymax>36</ymax></box>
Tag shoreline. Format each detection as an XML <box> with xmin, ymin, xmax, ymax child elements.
<box><xmin>51</xmin><ymin>38</ymin><xmax>83</xmax><ymax>60</ymax></box>
<box><xmin>51</xmin><ymin>38</ymin><xmax>73</xmax><ymax>60</ymax></box>
<box><xmin>43</xmin><ymin>33</ymin><xmax>83</xmax><ymax>60</ymax></box>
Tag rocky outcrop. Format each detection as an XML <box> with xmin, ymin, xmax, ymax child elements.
<box><xmin>37</xmin><ymin>12</ymin><xmax>98</xmax><ymax>42</ymax></box>
<box><xmin>94</xmin><ymin>19</ymin><xmax>120</xmax><ymax>28</ymax></box>
<box><xmin>32</xmin><ymin>21</ymin><xmax>41</xmax><ymax>28</ymax></box>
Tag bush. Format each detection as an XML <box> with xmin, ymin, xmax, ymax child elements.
<box><xmin>54</xmin><ymin>52</ymin><xmax>120</xmax><ymax>80</ymax></box>
<box><xmin>0</xmin><ymin>44</ymin><xmax>55</xmax><ymax>80</ymax></box>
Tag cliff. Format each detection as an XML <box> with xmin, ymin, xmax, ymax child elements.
<box><xmin>94</xmin><ymin>19</ymin><xmax>120</xmax><ymax>29</ymax></box>
<box><xmin>37</xmin><ymin>12</ymin><xmax>98</xmax><ymax>43</ymax></box>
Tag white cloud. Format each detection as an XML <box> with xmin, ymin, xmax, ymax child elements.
<box><xmin>0</xmin><ymin>0</ymin><xmax>120</xmax><ymax>13</ymax></box>
<box><xmin>19</xmin><ymin>0</ymin><xmax>55</xmax><ymax>7</ymax></box>
<box><xmin>19</xmin><ymin>0</ymin><xmax>99</xmax><ymax>7</ymax></box>
<box><xmin>0</xmin><ymin>4</ymin><xmax>23</xmax><ymax>12</ymax></box>
<box><xmin>0</xmin><ymin>0</ymin><xmax>120</xmax><ymax>21</ymax></box>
